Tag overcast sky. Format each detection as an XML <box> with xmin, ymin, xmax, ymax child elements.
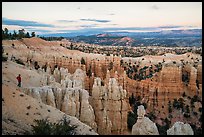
<box><xmin>2</xmin><ymin>2</ymin><xmax>202</xmax><ymax>34</ymax></box>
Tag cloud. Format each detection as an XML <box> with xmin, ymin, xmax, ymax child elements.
<box><xmin>108</xmin><ymin>13</ymin><xmax>115</xmax><ymax>16</ymax></box>
<box><xmin>158</xmin><ymin>25</ymin><xmax>183</xmax><ymax>29</ymax></box>
<box><xmin>107</xmin><ymin>23</ymin><xmax>118</xmax><ymax>26</ymax></box>
<box><xmin>75</xmin><ymin>26</ymin><xmax>197</xmax><ymax>33</ymax></box>
<box><xmin>80</xmin><ymin>24</ymin><xmax>98</xmax><ymax>28</ymax></box>
<box><xmin>58</xmin><ymin>27</ymin><xmax>159</xmax><ymax>33</ymax></box>
<box><xmin>80</xmin><ymin>18</ymin><xmax>111</xmax><ymax>23</ymax></box>
<box><xmin>2</xmin><ymin>18</ymin><xmax>55</xmax><ymax>27</ymax></box>
<box><xmin>40</xmin><ymin>26</ymin><xmax>202</xmax><ymax>36</ymax></box>
<box><xmin>151</xmin><ymin>5</ymin><xmax>159</xmax><ymax>10</ymax></box>
<box><xmin>27</xmin><ymin>29</ymin><xmax>52</xmax><ymax>33</ymax></box>
<box><xmin>57</xmin><ymin>20</ymin><xmax>77</xmax><ymax>23</ymax></box>
<box><xmin>18</xmin><ymin>27</ymin><xmax>54</xmax><ymax>34</ymax></box>
<box><xmin>55</xmin><ymin>27</ymin><xmax>160</xmax><ymax>33</ymax></box>
<box><xmin>95</xmin><ymin>27</ymin><xmax>159</xmax><ymax>31</ymax></box>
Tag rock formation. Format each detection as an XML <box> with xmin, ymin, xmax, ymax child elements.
<box><xmin>167</xmin><ymin>121</ymin><xmax>194</xmax><ymax>135</ymax></box>
<box><xmin>23</xmin><ymin>86</ymin><xmax>97</xmax><ymax>132</ymax></box>
<box><xmin>23</xmin><ymin>67</ymin><xmax>97</xmax><ymax>131</ymax></box>
<box><xmin>23</xmin><ymin>65</ymin><xmax>130</xmax><ymax>135</ymax></box>
<box><xmin>131</xmin><ymin>105</ymin><xmax>159</xmax><ymax>135</ymax></box>
<box><xmin>90</xmin><ymin>77</ymin><xmax>129</xmax><ymax>135</ymax></box>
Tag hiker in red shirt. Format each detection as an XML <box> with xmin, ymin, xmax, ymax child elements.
<box><xmin>16</xmin><ymin>74</ymin><xmax>21</xmax><ymax>87</ymax></box>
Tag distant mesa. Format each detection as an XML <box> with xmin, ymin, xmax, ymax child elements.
<box><xmin>96</xmin><ymin>33</ymin><xmax>111</xmax><ymax>37</ymax></box>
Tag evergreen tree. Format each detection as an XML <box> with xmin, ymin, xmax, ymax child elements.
<box><xmin>108</xmin><ymin>62</ymin><xmax>113</xmax><ymax>70</ymax></box>
<box><xmin>87</xmin><ymin>65</ymin><xmax>92</xmax><ymax>77</ymax></box>
<box><xmin>70</xmin><ymin>43</ymin><xmax>73</xmax><ymax>50</ymax></box>
<box><xmin>9</xmin><ymin>32</ymin><xmax>12</xmax><ymax>39</ymax></box>
<box><xmin>13</xmin><ymin>30</ymin><xmax>17</xmax><ymax>39</ymax></box>
<box><xmin>2</xmin><ymin>29</ymin><xmax>5</xmax><ymax>39</ymax></box>
<box><xmin>81</xmin><ymin>57</ymin><xmax>86</xmax><ymax>65</ymax></box>
<box><xmin>18</xmin><ymin>29</ymin><xmax>25</xmax><ymax>39</ymax></box>
<box><xmin>168</xmin><ymin>101</ymin><xmax>172</xmax><ymax>113</ymax></box>
<box><xmin>2</xmin><ymin>28</ymin><xmax>35</xmax><ymax>39</ymax></box>
<box><xmin>31</xmin><ymin>32</ymin><xmax>35</xmax><ymax>37</ymax></box>
<box><xmin>26</xmin><ymin>32</ymin><xmax>30</xmax><ymax>38</ymax></box>
<box><xmin>4</xmin><ymin>28</ymin><xmax>9</xmax><ymax>39</ymax></box>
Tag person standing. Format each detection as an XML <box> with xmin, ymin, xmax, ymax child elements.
<box><xmin>16</xmin><ymin>74</ymin><xmax>21</xmax><ymax>87</ymax></box>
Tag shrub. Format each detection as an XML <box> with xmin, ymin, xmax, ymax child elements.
<box><xmin>15</xmin><ymin>58</ymin><xmax>25</xmax><ymax>65</ymax></box>
<box><xmin>164</xmin><ymin>118</ymin><xmax>171</xmax><ymax>129</ymax></box>
<box><xmin>31</xmin><ymin>118</ymin><xmax>53</xmax><ymax>135</ymax></box>
<box><xmin>2</xmin><ymin>45</ymin><xmax>8</xmax><ymax>62</ymax></box>
<box><xmin>168</xmin><ymin>101</ymin><xmax>172</xmax><ymax>113</ymax></box>
<box><xmin>191</xmin><ymin>95</ymin><xmax>200</xmax><ymax>103</ymax></box>
<box><xmin>87</xmin><ymin>66</ymin><xmax>92</xmax><ymax>77</ymax></box>
<box><xmin>156</xmin><ymin>123</ymin><xmax>167</xmax><ymax>135</ymax></box>
<box><xmin>127</xmin><ymin>111</ymin><xmax>137</xmax><ymax>130</ymax></box>
<box><xmin>81</xmin><ymin>57</ymin><xmax>86</xmax><ymax>65</ymax></box>
<box><xmin>199</xmin><ymin>114</ymin><xmax>202</xmax><ymax>123</ymax></box>
<box><xmin>120</xmin><ymin>59</ymin><xmax>123</xmax><ymax>66</ymax></box>
<box><xmin>173</xmin><ymin>99</ymin><xmax>179</xmax><ymax>109</ymax></box>
<box><xmin>183</xmin><ymin>113</ymin><xmax>190</xmax><ymax>118</ymax></box>
<box><xmin>190</xmin><ymin>124</ymin><xmax>202</xmax><ymax>135</ymax></box>
<box><xmin>34</xmin><ymin>61</ymin><xmax>40</xmax><ymax>70</ymax></box>
<box><xmin>147</xmin><ymin>111</ymin><xmax>156</xmax><ymax>121</ymax></box>
<box><xmin>186</xmin><ymin>105</ymin><xmax>190</xmax><ymax>113</ymax></box>
<box><xmin>182</xmin><ymin>73</ymin><xmax>189</xmax><ymax>84</ymax></box>
<box><xmin>142</xmin><ymin>102</ymin><xmax>147</xmax><ymax>109</ymax></box>
<box><xmin>182</xmin><ymin>92</ymin><xmax>186</xmax><ymax>97</ymax></box>
<box><xmin>70</xmin><ymin>43</ymin><xmax>73</xmax><ymax>50</ymax></box>
<box><xmin>101</xmin><ymin>80</ymin><xmax>104</xmax><ymax>86</ymax></box>
<box><xmin>129</xmin><ymin>93</ymin><xmax>136</xmax><ymax>106</ymax></box>
<box><xmin>196</xmin><ymin>80</ymin><xmax>199</xmax><ymax>89</ymax></box>
<box><xmin>31</xmin><ymin>116</ymin><xmax>77</xmax><ymax>135</ymax></box>
<box><xmin>2</xmin><ymin>56</ymin><xmax>8</xmax><ymax>62</ymax></box>
<box><xmin>198</xmin><ymin>107</ymin><xmax>202</xmax><ymax>113</ymax></box>
<box><xmin>168</xmin><ymin>114</ymin><xmax>173</xmax><ymax>119</ymax></box>
<box><xmin>2</xmin><ymin>45</ymin><xmax>4</xmax><ymax>54</ymax></box>
<box><xmin>193</xmin><ymin>112</ymin><xmax>198</xmax><ymax>116</ymax></box>
<box><xmin>108</xmin><ymin>62</ymin><xmax>113</xmax><ymax>70</ymax></box>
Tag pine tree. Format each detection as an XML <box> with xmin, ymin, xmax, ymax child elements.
<box><xmin>18</xmin><ymin>29</ymin><xmax>25</xmax><ymax>39</ymax></box>
<box><xmin>26</xmin><ymin>32</ymin><xmax>30</xmax><ymax>38</ymax></box>
<box><xmin>81</xmin><ymin>57</ymin><xmax>86</xmax><ymax>65</ymax></box>
<box><xmin>13</xmin><ymin>30</ymin><xmax>17</xmax><ymax>39</ymax></box>
<box><xmin>4</xmin><ymin>28</ymin><xmax>9</xmax><ymax>39</ymax></box>
<box><xmin>31</xmin><ymin>32</ymin><xmax>35</xmax><ymax>37</ymax></box>
<box><xmin>2</xmin><ymin>29</ymin><xmax>5</xmax><ymax>39</ymax></box>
